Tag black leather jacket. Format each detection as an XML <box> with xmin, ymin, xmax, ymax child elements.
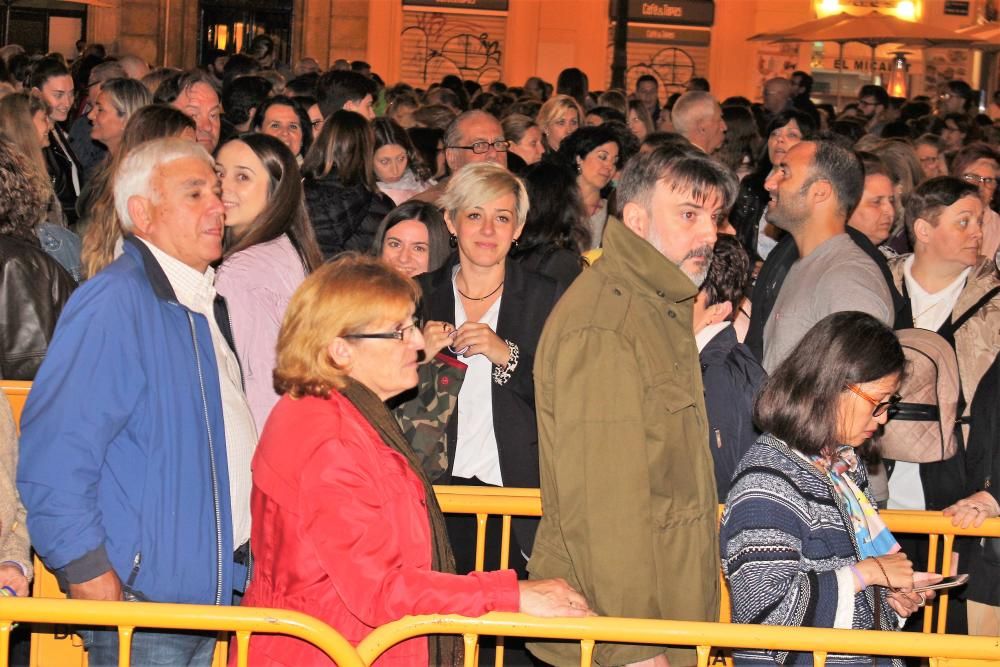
<box><xmin>0</xmin><ymin>236</ymin><xmax>75</xmax><ymax>379</ymax></box>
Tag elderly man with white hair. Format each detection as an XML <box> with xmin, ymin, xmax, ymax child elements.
<box><xmin>671</xmin><ymin>90</ymin><xmax>727</xmax><ymax>155</ymax></box>
<box><xmin>18</xmin><ymin>137</ymin><xmax>257</xmax><ymax>667</ymax></box>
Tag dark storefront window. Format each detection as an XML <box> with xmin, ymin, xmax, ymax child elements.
<box><xmin>199</xmin><ymin>0</ymin><xmax>292</xmax><ymax>65</ymax></box>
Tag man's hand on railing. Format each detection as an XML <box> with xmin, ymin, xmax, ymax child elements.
<box><xmin>517</xmin><ymin>578</ymin><xmax>594</xmax><ymax>618</ymax></box>
<box><xmin>943</xmin><ymin>491</ymin><xmax>1000</xmax><ymax>529</ymax></box>
<box><xmin>68</xmin><ymin>570</ymin><xmax>122</xmax><ymax>601</ymax></box>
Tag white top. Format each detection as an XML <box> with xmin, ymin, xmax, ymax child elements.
<box><xmin>138</xmin><ymin>238</ymin><xmax>258</xmax><ymax>549</ymax></box>
<box><xmin>888</xmin><ymin>255</ymin><xmax>971</xmax><ymax>511</ymax></box>
<box><xmin>451</xmin><ymin>267</ymin><xmax>504</xmax><ymax>486</ymax></box>
<box><xmin>756</xmin><ymin>211</ymin><xmax>778</xmax><ymax>260</ymax></box>
<box><xmin>695</xmin><ymin>321</ymin><xmax>731</xmax><ymax>352</ymax></box>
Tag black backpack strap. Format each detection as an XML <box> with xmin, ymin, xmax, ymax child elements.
<box><xmin>939</xmin><ymin>286</ymin><xmax>1000</xmax><ymax>341</ymax></box>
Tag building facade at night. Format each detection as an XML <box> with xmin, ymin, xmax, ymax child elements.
<box><xmin>4</xmin><ymin>0</ymin><xmax>998</xmax><ymax>103</ymax></box>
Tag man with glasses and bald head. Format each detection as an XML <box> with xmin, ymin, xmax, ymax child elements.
<box><xmin>414</xmin><ymin>110</ymin><xmax>509</xmax><ymax>204</ymax></box>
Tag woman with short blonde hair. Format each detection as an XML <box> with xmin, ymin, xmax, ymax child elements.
<box><xmin>242</xmin><ymin>253</ymin><xmax>590</xmax><ymax>666</ymax></box>
<box><xmin>536</xmin><ymin>94</ymin><xmax>583</xmax><ymax>153</ymax></box>
<box><xmin>417</xmin><ymin>161</ymin><xmax>564</xmax><ymax>579</ymax></box>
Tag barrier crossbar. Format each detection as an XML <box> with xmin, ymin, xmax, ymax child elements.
<box><xmin>355</xmin><ymin>612</ymin><xmax>1000</xmax><ymax>667</ymax></box>
<box><xmin>0</xmin><ymin>597</ymin><xmax>364</xmax><ymax>667</ymax></box>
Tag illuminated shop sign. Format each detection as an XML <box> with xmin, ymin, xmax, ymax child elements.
<box><xmin>627</xmin><ymin>25</ymin><xmax>711</xmax><ymax>45</ymax></box>
<box><xmin>625</xmin><ymin>0</ymin><xmax>715</xmax><ymax>27</ymax></box>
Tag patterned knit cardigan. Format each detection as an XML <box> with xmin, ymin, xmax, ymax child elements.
<box><xmin>720</xmin><ymin>435</ymin><xmax>903</xmax><ymax>666</ymax></box>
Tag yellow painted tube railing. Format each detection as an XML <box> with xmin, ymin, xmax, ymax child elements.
<box><xmin>0</xmin><ymin>597</ymin><xmax>365</xmax><ymax>667</ymax></box>
<box><xmin>355</xmin><ymin>612</ymin><xmax>1000</xmax><ymax>667</ymax></box>
<box><xmin>434</xmin><ymin>485</ymin><xmax>1000</xmax><ymax>634</ymax></box>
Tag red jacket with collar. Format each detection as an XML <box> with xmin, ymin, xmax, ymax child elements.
<box><xmin>239</xmin><ymin>391</ymin><xmax>519</xmax><ymax>666</ymax></box>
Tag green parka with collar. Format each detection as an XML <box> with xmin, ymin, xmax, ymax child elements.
<box><xmin>527</xmin><ymin>218</ymin><xmax>720</xmax><ymax>667</ymax></box>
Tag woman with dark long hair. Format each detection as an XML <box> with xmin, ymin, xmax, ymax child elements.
<box><xmin>302</xmin><ymin>109</ymin><xmax>395</xmax><ymax>258</ymax></box>
<box><xmin>372</xmin><ymin>117</ymin><xmax>433</xmax><ymax>205</ymax></box>
<box><xmin>371</xmin><ymin>200</ymin><xmax>451</xmax><ymax>278</ymax></box>
<box><xmin>728</xmin><ymin>108</ymin><xmax>816</xmax><ymax>261</ymax></box>
<box><xmin>556</xmin><ymin>124</ymin><xmax>623</xmax><ymax>250</ymax></box>
<box><xmin>722</xmin><ymin>312</ymin><xmax>933</xmax><ymax>666</ymax></box>
<box><xmin>511</xmin><ymin>160</ymin><xmax>587</xmax><ymax>287</ymax></box>
<box><xmin>215</xmin><ymin>133</ymin><xmax>323</xmax><ymax>432</ymax></box>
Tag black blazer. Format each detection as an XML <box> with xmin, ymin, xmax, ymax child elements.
<box><xmin>417</xmin><ymin>257</ymin><xmax>562</xmax><ymax>550</ymax></box>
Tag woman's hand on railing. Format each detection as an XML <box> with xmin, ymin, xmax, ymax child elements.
<box><xmin>517</xmin><ymin>578</ymin><xmax>595</xmax><ymax>618</ymax></box>
<box><xmin>0</xmin><ymin>563</ymin><xmax>28</xmax><ymax>597</ymax></box>
<box><xmin>943</xmin><ymin>491</ymin><xmax>1000</xmax><ymax>529</ymax></box>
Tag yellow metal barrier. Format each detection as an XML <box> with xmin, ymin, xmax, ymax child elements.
<box><xmin>355</xmin><ymin>612</ymin><xmax>1000</xmax><ymax>667</ymax></box>
<box><xmin>0</xmin><ymin>381</ymin><xmax>30</xmax><ymax>435</ymax></box>
<box><xmin>0</xmin><ymin>597</ymin><xmax>365</xmax><ymax>667</ymax></box>
<box><xmin>434</xmin><ymin>486</ymin><xmax>1000</xmax><ymax>634</ymax></box>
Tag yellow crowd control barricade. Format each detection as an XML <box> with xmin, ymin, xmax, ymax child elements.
<box><xmin>0</xmin><ymin>381</ymin><xmax>30</xmax><ymax>435</ymax></box>
<box><xmin>0</xmin><ymin>597</ymin><xmax>364</xmax><ymax>667</ymax></box>
<box><xmin>356</xmin><ymin>612</ymin><xmax>1000</xmax><ymax>667</ymax></box>
<box><xmin>435</xmin><ymin>485</ymin><xmax>1000</xmax><ymax>666</ymax></box>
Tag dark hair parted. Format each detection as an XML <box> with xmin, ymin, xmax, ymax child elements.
<box><xmin>801</xmin><ymin>140</ymin><xmax>865</xmax><ymax>218</ymax></box>
<box><xmin>615</xmin><ymin>146</ymin><xmax>738</xmax><ymax>218</ymax></box>
<box><xmin>302</xmin><ymin>109</ymin><xmax>377</xmax><ymax>190</ymax></box>
<box><xmin>372</xmin><ymin>117</ymin><xmax>429</xmax><ymax>181</ymax></box>
<box><xmin>754</xmin><ymin>311</ymin><xmax>905</xmax><ymax>457</ymax></box>
<box><xmin>903</xmin><ymin>175</ymin><xmax>980</xmax><ymax>244</ymax></box>
<box><xmin>222</xmin><ymin>134</ymin><xmax>323</xmax><ymax>273</ymax></box>
<box><xmin>950</xmin><ymin>141</ymin><xmax>999</xmax><ymax>179</ymax></box>
<box><xmin>371</xmin><ymin>200</ymin><xmax>451</xmax><ymax>274</ymax></box>
<box><xmin>250</xmin><ymin>95</ymin><xmax>314</xmax><ymax>157</ymax></box>
<box><xmin>28</xmin><ymin>57</ymin><xmax>69</xmax><ymax>92</ymax></box>
<box><xmin>701</xmin><ymin>235</ymin><xmax>751</xmax><ymax>313</ymax></box>
<box><xmin>516</xmin><ymin>160</ymin><xmax>590</xmax><ymax>254</ymax></box>
<box><xmin>556</xmin><ymin>124</ymin><xmax>624</xmax><ymax>171</ymax></box>
<box><xmin>316</xmin><ymin>70</ymin><xmax>376</xmax><ymax>118</ymax></box>
<box><xmin>222</xmin><ymin>75</ymin><xmax>272</xmax><ymax>126</ymax></box>
<box><xmin>856</xmin><ymin>150</ymin><xmax>893</xmax><ymax>181</ymax></box>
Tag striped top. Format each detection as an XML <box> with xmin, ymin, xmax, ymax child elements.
<box><xmin>720</xmin><ymin>434</ymin><xmax>903</xmax><ymax>666</ymax></box>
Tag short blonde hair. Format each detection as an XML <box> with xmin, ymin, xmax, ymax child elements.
<box><xmin>274</xmin><ymin>253</ymin><xmax>420</xmax><ymax>398</ymax></box>
<box><xmin>440</xmin><ymin>162</ymin><xmax>529</xmax><ymax>230</ymax></box>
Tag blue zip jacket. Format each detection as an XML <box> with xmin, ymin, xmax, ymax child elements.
<box><xmin>17</xmin><ymin>238</ymin><xmax>236</xmax><ymax>605</ymax></box>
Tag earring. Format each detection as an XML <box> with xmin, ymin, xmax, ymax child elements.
<box><xmin>510</xmin><ymin>238</ymin><xmax>519</xmax><ymax>248</ymax></box>
<box><xmin>449</xmin><ymin>234</ymin><xmax>457</xmax><ymax>248</ymax></box>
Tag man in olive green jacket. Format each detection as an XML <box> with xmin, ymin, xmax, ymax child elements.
<box><xmin>528</xmin><ymin>149</ymin><xmax>738</xmax><ymax>667</ymax></box>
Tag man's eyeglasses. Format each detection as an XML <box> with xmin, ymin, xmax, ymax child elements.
<box><xmin>343</xmin><ymin>319</ymin><xmax>420</xmax><ymax>342</ymax></box>
<box><xmin>447</xmin><ymin>140</ymin><xmax>510</xmax><ymax>154</ymax></box>
<box><xmin>845</xmin><ymin>383</ymin><xmax>901</xmax><ymax>418</ymax></box>
<box><xmin>963</xmin><ymin>173</ymin><xmax>997</xmax><ymax>187</ymax></box>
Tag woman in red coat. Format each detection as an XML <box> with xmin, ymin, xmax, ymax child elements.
<box><xmin>239</xmin><ymin>253</ymin><xmax>591</xmax><ymax>666</ymax></box>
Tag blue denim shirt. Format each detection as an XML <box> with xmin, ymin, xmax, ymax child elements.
<box><xmin>36</xmin><ymin>223</ymin><xmax>82</xmax><ymax>283</ymax></box>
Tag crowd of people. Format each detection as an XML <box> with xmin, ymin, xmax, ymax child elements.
<box><xmin>1</xmin><ymin>36</ymin><xmax>1000</xmax><ymax>667</ymax></box>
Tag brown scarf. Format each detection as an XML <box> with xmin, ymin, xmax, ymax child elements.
<box><xmin>338</xmin><ymin>378</ymin><xmax>463</xmax><ymax>667</ymax></box>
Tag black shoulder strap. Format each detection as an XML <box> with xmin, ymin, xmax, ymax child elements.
<box><xmin>939</xmin><ymin>286</ymin><xmax>1000</xmax><ymax>342</ymax></box>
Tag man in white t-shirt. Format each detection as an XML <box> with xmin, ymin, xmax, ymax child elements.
<box><xmin>761</xmin><ymin>140</ymin><xmax>893</xmax><ymax>372</ymax></box>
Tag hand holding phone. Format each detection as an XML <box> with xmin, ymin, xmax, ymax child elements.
<box><xmin>912</xmin><ymin>572</ymin><xmax>968</xmax><ymax>592</ymax></box>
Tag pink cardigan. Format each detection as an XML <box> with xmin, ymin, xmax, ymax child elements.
<box><xmin>215</xmin><ymin>235</ymin><xmax>306</xmax><ymax>433</ymax></box>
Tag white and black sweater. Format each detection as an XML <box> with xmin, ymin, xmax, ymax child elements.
<box><xmin>720</xmin><ymin>435</ymin><xmax>903</xmax><ymax>666</ymax></box>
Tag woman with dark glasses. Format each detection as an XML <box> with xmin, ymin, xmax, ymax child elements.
<box><xmin>721</xmin><ymin>312</ymin><xmax>934</xmax><ymax>666</ymax></box>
